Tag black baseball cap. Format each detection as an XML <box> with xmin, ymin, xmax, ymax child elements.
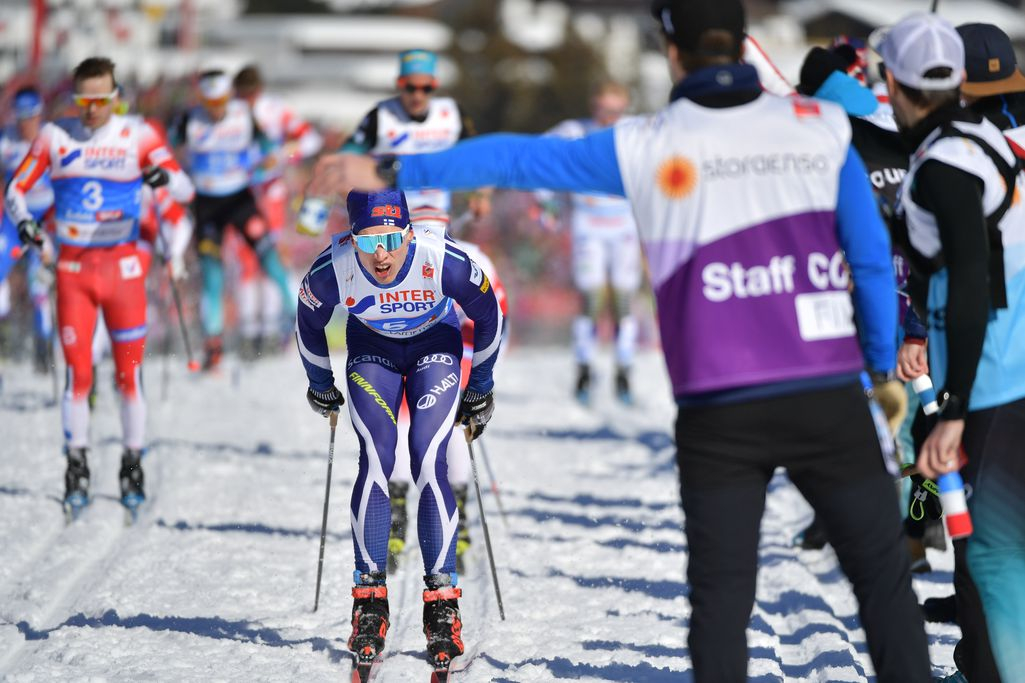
<box><xmin>957</xmin><ymin>23</ymin><xmax>1025</xmax><ymax>97</ymax></box>
<box><xmin>650</xmin><ymin>0</ymin><xmax>745</xmax><ymax>55</ymax></box>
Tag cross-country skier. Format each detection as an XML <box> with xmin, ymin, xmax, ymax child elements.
<box><xmin>171</xmin><ymin>70</ymin><xmax>294</xmax><ymax>370</ymax></box>
<box><xmin>0</xmin><ymin>86</ymin><xmax>56</xmax><ymax>374</ymax></box>
<box><xmin>6</xmin><ymin>57</ymin><xmax>194</xmax><ymax>519</ymax></box>
<box><xmin>233</xmin><ymin>65</ymin><xmax>323</xmax><ymax>357</ymax></box>
<box><xmin>295</xmin><ymin>189</ymin><xmax>502</xmax><ymax>675</ymax></box>
<box><xmin>302</xmin><ymin>0</ymin><xmax>934</xmax><ymax>678</ymax></box>
<box><xmin>536</xmin><ymin>82</ymin><xmax>643</xmax><ymax>405</ymax></box>
<box><xmin>295</xmin><ymin>49</ymin><xmax>489</xmax><ymax>238</ymax></box>
<box><xmin>887</xmin><ymin>18</ymin><xmax>1025</xmax><ymax>682</ymax></box>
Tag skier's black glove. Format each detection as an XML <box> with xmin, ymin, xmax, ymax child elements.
<box><xmin>17</xmin><ymin>219</ymin><xmax>43</xmax><ymax>247</ymax></box>
<box><xmin>458</xmin><ymin>389</ymin><xmax>494</xmax><ymax>441</ymax></box>
<box><xmin>307</xmin><ymin>386</ymin><xmax>344</xmax><ymax>417</ymax></box>
<box><xmin>142</xmin><ymin>165</ymin><xmax>170</xmax><ymax>188</ymax></box>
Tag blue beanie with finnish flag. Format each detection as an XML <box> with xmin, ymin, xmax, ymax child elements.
<box><xmin>346</xmin><ymin>189</ymin><xmax>411</xmax><ymax>234</ymax></box>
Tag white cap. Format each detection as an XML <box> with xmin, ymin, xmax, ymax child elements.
<box><xmin>879</xmin><ymin>13</ymin><xmax>964</xmax><ymax>91</ymax></box>
<box><xmin>199</xmin><ymin>72</ymin><xmax>232</xmax><ymax>100</ymax></box>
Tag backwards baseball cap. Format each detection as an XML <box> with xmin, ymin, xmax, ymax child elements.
<box><xmin>198</xmin><ymin>71</ymin><xmax>232</xmax><ymax>101</ymax></box>
<box><xmin>347</xmin><ymin>189</ymin><xmax>411</xmax><ymax>234</ymax></box>
<box><xmin>957</xmin><ymin>23</ymin><xmax>1025</xmax><ymax>97</ymax></box>
<box><xmin>650</xmin><ymin>0</ymin><xmax>745</xmax><ymax>55</ymax></box>
<box><xmin>13</xmin><ymin>89</ymin><xmax>43</xmax><ymax>119</ymax></box>
<box><xmin>879</xmin><ymin>13</ymin><xmax>964</xmax><ymax>91</ymax></box>
<box><xmin>399</xmin><ymin>50</ymin><xmax>437</xmax><ymax>79</ymax></box>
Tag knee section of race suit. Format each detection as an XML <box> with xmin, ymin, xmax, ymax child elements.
<box><xmin>580</xmin><ymin>289</ymin><xmax>603</xmax><ymax>320</ymax></box>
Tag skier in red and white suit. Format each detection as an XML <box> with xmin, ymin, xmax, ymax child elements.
<box><xmin>6</xmin><ymin>57</ymin><xmax>194</xmax><ymax>515</ymax></box>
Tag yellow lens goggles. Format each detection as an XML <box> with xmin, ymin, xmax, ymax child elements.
<box><xmin>73</xmin><ymin>90</ymin><xmax>118</xmax><ymax>108</ymax></box>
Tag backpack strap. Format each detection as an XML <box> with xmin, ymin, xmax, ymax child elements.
<box><xmin>937</xmin><ymin>123</ymin><xmax>1021</xmax><ymax>310</ymax></box>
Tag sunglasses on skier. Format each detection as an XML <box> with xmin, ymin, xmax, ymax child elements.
<box><xmin>354</xmin><ymin>226</ymin><xmax>411</xmax><ymax>254</ymax></box>
<box><xmin>73</xmin><ymin>90</ymin><xmax>118</xmax><ymax>108</ymax></box>
<box><xmin>402</xmin><ymin>83</ymin><xmax>435</xmax><ymax>94</ymax></box>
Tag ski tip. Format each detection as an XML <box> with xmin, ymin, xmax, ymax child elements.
<box><xmin>430</xmin><ymin>654</ymin><xmax>454</xmax><ymax>682</ymax></box>
<box><xmin>351</xmin><ymin>656</ymin><xmax>381</xmax><ymax>683</ymax></box>
<box><xmin>63</xmin><ymin>493</ymin><xmax>90</xmax><ymax>523</ymax></box>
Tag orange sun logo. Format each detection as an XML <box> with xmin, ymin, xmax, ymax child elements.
<box><xmin>656</xmin><ymin>156</ymin><xmax>697</xmax><ymax>200</ymax></box>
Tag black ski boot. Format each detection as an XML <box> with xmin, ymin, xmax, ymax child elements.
<box><xmin>388</xmin><ymin>481</ymin><xmax>409</xmax><ymax>571</ymax></box>
<box><xmin>574</xmin><ymin>364</ymin><xmax>591</xmax><ymax>405</ymax></box>
<box><xmin>453</xmin><ymin>485</ymin><xmax>470</xmax><ymax>572</ymax></box>
<box><xmin>120</xmin><ymin>448</ymin><xmax>145</xmax><ymax>521</ymax></box>
<box><xmin>614</xmin><ymin>365</ymin><xmax>632</xmax><ymax>405</ymax></box>
<box><xmin>64</xmin><ymin>446</ymin><xmax>91</xmax><ymax>521</ymax></box>
<box><xmin>348</xmin><ymin>573</ymin><xmax>390</xmax><ymax>663</ymax></box>
<box><xmin>423</xmin><ymin>573</ymin><xmax>464</xmax><ymax>671</ymax></box>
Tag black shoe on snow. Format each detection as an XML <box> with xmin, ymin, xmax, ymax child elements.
<box><xmin>574</xmin><ymin>364</ymin><xmax>591</xmax><ymax>405</ymax></box>
<box><xmin>423</xmin><ymin>574</ymin><xmax>464</xmax><ymax>668</ymax></box>
<box><xmin>119</xmin><ymin>448</ymin><xmax>145</xmax><ymax>517</ymax></box>
<box><xmin>614</xmin><ymin>366</ymin><xmax>632</xmax><ymax>405</ymax></box>
<box><xmin>388</xmin><ymin>482</ymin><xmax>409</xmax><ymax>571</ymax></box>
<box><xmin>348</xmin><ymin>582</ymin><xmax>390</xmax><ymax>661</ymax></box>
<box><xmin>64</xmin><ymin>446</ymin><xmax>91</xmax><ymax>520</ymax></box>
<box><xmin>922</xmin><ymin>594</ymin><xmax>957</xmax><ymax>624</ymax></box>
<box><xmin>795</xmin><ymin>516</ymin><xmax>829</xmax><ymax>550</ymax></box>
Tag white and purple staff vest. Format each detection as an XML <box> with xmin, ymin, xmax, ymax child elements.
<box><xmin>614</xmin><ymin>95</ymin><xmax>864</xmax><ymax>396</ymax></box>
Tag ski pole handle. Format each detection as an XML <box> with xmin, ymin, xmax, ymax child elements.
<box><xmin>938</xmin><ymin>468</ymin><xmax>972</xmax><ymax>539</ymax></box>
<box><xmin>912</xmin><ymin>375</ymin><xmax>939</xmax><ymax>415</ymax></box>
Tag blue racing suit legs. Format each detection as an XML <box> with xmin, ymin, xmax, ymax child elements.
<box><xmin>345</xmin><ymin>316</ymin><xmax>463</xmax><ymax>576</ymax></box>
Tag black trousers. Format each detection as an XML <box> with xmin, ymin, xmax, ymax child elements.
<box><xmin>675</xmin><ymin>382</ymin><xmax>931</xmax><ymax>683</ymax></box>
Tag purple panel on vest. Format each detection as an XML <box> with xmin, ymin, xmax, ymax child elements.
<box><xmin>654</xmin><ymin>210</ymin><xmax>865</xmax><ymax>397</ymax></box>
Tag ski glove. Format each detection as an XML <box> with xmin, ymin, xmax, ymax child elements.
<box><xmin>142</xmin><ymin>165</ymin><xmax>170</xmax><ymax>188</ymax></box>
<box><xmin>307</xmin><ymin>386</ymin><xmax>344</xmax><ymax>417</ymax></box>
<box><xmin>17</xmin><ymin>219</ymin><xmax>43</xmax><ymax>247</ymax></box>
<box><xmin>458</xmin><ymin>389</ymin><xmax>494</xmax><ymax>440</ymax></box>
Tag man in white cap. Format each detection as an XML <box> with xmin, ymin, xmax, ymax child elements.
<box><xmin>172</xmin><ymin>69</ymin><xmax>295</xmax><ymax>370</ymax></box>
<box><xmin>882</xmin><ymin>13</ymin><xmax>1025</xmax><ymax>682</ymax></box>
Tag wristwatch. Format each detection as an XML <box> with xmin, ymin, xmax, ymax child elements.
<box><xmin>375</xmin><ymin>155</ymin><xmax>401</xmax><ymax>188</ymax></box>
<box><xmin>937</xmin><ymin>391</ymin><xmax>968</xmax><ymax>420</ymax></box>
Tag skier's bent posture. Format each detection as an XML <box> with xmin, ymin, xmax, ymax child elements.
<box><xmin>295</xmin><ymin>189</ymin><xmax>502</xmax><ymax>671</ymax></box>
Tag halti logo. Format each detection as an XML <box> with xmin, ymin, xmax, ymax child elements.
<box><xmin>415</xmin><ymin>371</ymin><xmax>459</xmax><ymax>410</ymax></box>
<box><xmin>60</xmin><ymin>149</ymin><xmax>83</xmax><ymax>167</ymax></box>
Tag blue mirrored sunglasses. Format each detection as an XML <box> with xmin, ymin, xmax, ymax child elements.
<box><xmin>354</xmin><ymin>226</ymin><xmax>410</xmax><ymax>254</ymax></box>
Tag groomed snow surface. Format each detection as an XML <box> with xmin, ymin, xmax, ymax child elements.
<box><xmin>1</xmin><ymin>348</ymin><xmax>958</xmax><ymax>681</ymax></box>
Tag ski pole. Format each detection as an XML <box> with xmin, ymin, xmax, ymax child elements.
<box><xmin>155</xmin><ymin>233</ymin><xmax>200</xmax><ymax>373</ymax></box>
<box><xmin>313</xmin><ymin>410</ymin><xmax>340</xmax><ymax>612</ymax></box>
<box><xmin>476</xmin><ymin>436</ymin><xmax>509</xmax><ymax>527</ymax></box>
<box><xmin>466</xmin><ymin>426</ymin><xmax>506</xmax><ymax>620</ymax></box>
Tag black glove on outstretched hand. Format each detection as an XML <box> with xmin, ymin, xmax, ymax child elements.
<box><xmin>142</xmin><ymin>165</ymin><xmax>170</xmax><ymax>188</ymax></box>
<box><xmin>458</xmin><ymin>389</ymin><xmax>494</xmax><ymax>441</ymax></box>
<box><xmin>307</xmin><ymin>386</ymin><xmax>344</xmax><ymax>417</ymax></box>
<box><xmin>17</xmin><ymin>219</ymin><xmax>43</xmax><ymax>247</ymax></box>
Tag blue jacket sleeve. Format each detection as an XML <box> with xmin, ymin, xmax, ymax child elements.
<box><xmin>296</xmin><ymin>247</ymin><xmax>341</xmax><ymax>391</ymax></box>
<box><xmin>398</xmin><ymin>130</ymin><xmax>625</xmax><ymax>196</ymax></box>
<box><xmin>836</xmin><ymin>146</ymin><xmax>897</xmax><ymax>373</ymax></box>
<box><xmin>440</xmin><ymin>247</ymin><xmax>502</xmax><ymax>394</ymax></box>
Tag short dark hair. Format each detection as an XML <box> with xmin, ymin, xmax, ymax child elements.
<box><xmin>895</xmin><ymin>67</ymin><xmax>961</xmax><ymax>109</ymax></box>
<box><xmin>199</xmin><ymin>68</ymin><xmax>226</xmax><ymax>81</ymax></box>
<box><xmin>73</xmin><ymin>57</ymin><xmax>116</xmax><ymax>86</ymax></box>
<box><xmin>233</xmin><ymin>65</ymin><xmax>263</xmax><ymax>94</ymax></box>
